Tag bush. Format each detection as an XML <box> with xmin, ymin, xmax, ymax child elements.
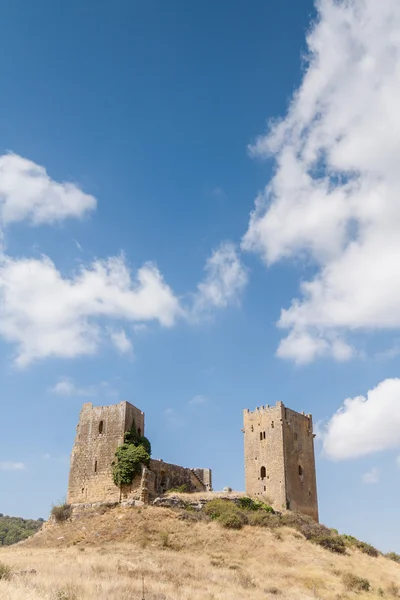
<box><xmin>204</xmin><ymin>499</ymin><xmax>247</xmax><ymax>529</ymax></box>
<box><xmin>167</xmin><ymin>484</ymin><xmax>189</xmax><ymax>493</ymax></box>
<box><xmin>0</xmin><ymin>562</ymin><xmax>12</xmax><ymax>581</ymax></box>
<box><xmin>342</xmin><ymin>534</ymin><xmax>379</xmax><ymax>557</ymax></box>
<box><xmin>247</xmin><ymin>511</ymin><xmax>280</xmax><ymax>528</ymax></box>
<box><xmin>280</xmin><ymin>512</ymin><xmax>331</xmax><ymax>540</ymax></box>
<box><xmin>236</xmin><ymin>497</ymin><xmax>274</xmax><ymax>512</ymax></box>
<box><xmin>51</xmin><ymin>504</ymin><xmax>72</xmax><ymax>523</ymax></box>
<box><xmin>387</xmin><ymin>552</ymin><xmax>400</xmax><ymax>564</ymax></box>
<box><xmin>218</xmin><ymin>512</ymin><xmax>244</xmax><ymax>530</ymax></box>
<box><xmin>342</xmin><ymin>573</ymin><xmax>370</xmax><ymax>592</ymax></box>
<box><xmin>204</xmin><ymin>499</ymin><xmax>236</xmax><ymax>520</ymax></box>
<box><xmin>314</xmin><ymin>535</ymin><xmax>346</xmax><ymax>554</ymax></box>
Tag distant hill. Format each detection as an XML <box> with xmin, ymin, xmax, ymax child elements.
<box><xmin>0</xmin><ymin>514</ymin><xmax>44</xmax><ymax>546</ymax></box>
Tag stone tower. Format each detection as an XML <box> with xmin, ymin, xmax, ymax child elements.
<box><xmin>243</xmin><ymin>401</ymin><xmax>318</xmax><ymax>522</ymax></box>
<box><xmin>67</xmin><ymin>401</ymin><xmax>144</xmax><ymax>505</ymax></box>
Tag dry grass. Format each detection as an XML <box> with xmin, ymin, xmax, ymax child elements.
<box><xmin>0</xmin><ymin>505</ymin><xmax>399</xmax><ymax>599</ymax></box>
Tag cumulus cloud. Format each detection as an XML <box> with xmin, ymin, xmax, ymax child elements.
<box><xmin>0</xmin><ymin>461</ymin><xmax>25</xmax><ymax>471</ymax></box>
<box><xmin>362</xmin><ymin>467</ymin><xmax>379</xmax><ymax>484</ymax></box>
<box><xmin>323</xmin><ymin>378</ymin><xmax>400</xmax><ymax>460</ymax></box>
<box><xmin>107</xmin><ymin>328</ymin><xmax>133</xmax><ymax>355</ymax></box>
<box><xmin>193</xmin><ymin>242</ymin><xmax>248</xmax><ymax>316</ymax></box>
<box><xmin>49</xmin><ymin>377</ymin><xmax>94</xmax><ymax>396</ymax></box>
<box><xmin>49</xmin><ymin>377</ymin><xmax>118</xmax><ymax>398</ymax></box>
<box><xmin>0</xmin><ymin>153</ymin><xmax>247</xmax><ymax>365</ymax></box>
<box><xmin>242</xmin><ymin>0</ymin><xmax>400</xmax><ymax>362</ymax></box>
<box><xmin>0</xmin><ymin>253</ymin><xmax>181</xmax><ymax>366</ymax></box>
<box><xmin>188</xmin><ymin>394</ymin><xmax>208</xmax><ymax>405</ymax></box>
<box><xmin>0</xmin><ymin>153</ymin><xmax>96</xmax><ymax>226</ymax></box>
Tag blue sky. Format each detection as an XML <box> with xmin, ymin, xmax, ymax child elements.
<box><xmin>1</xmin><ymin>0</ymin><xmax>400</xmax><ymax>553</ymax></box>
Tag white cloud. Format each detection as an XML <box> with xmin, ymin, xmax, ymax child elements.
<box><xmin>242</xmin><ymin>0</ymin><xmax>400</xmax><ymax>363</ymax></box>
<box><xmin>188</xmin><ymin>394</ymin><xmax>208</xmax><ymax>405</ymax></box>
<box><xmin>323</xmin><ymin>378</ymin><xmax>400</xmax><ymax>460</ymax></box>
<box><xmin>0</xmin><ymin>461</ymin><xmax>25</xmax><ymax>471</ymax></box>
<box><xmin>193</xmin><ymin>242</ymin><xmax>248</xmax><ymax>315</ymax></box>
<box><xmin>49</xmin><ymin>377</ymin><xmax>94</xmax><ymax>396</ymax></box>
<box><xmin>0</xmin><ymin>153</ymin><xmax>96</xmax><ymax>226</ymax></box>
<box><xmin>0</xmin><ymin>253</ymin><xmax>181</xmax><ymax>366</ymax></box>
<box><xmin>362</xmin><ymin>467</ymin><xmax>379</xmax><ymax>484</ymax></box>
<box><xmin>49</xmin><ymin>377</ymin><xmax>118</xmax><ymax>398</ymax></box>
<box><xmin>107</xmin><ymin>328</ymin><xmax>133</xmax><ymax>355</ymax></box>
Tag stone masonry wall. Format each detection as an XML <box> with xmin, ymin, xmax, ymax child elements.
<box><xmin>282</xmin><ymin>407</ymin><xmax>319</xmax><ymax>521</ymax></box>
<box><xmin>243</xmin><ymin>403</ymin><xmax>286</xmax><ymax>509</ymax></box>
<box><xmin>243</xmin><ymin>401</ymin><xmax>319</xmax><ymax>521</ymax></box>
<box><xmin>149</xmin><ymin>460</ymin><xmax>208</xmax><ymax>495</ymax></box>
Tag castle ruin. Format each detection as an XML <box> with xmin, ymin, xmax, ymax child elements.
<box><xmin>243</xmin><ymin>401</ymin><xmax>318</xmax><ymax>522</ymax></box>
<box><xmin>67</xmin><ymin>401</ymin><xmax>212</xmax><ymax>505</ymax></box>
<box><xmin>67</xmin><ymin>399</ymin><xmax>318</xmax><ymax>522</ymax></box>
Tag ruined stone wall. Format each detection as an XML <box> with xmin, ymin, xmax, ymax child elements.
<box><xmin>67</xmin><ymin>401</ymin><xmax>144</xmax><ymax>505</ymax></box>
<box><xmin>149</xmin><ymin>459</ymin><xmax>209</xmax><ymax>495</ymax></box>
<box><xmin>193</xmin><ymin>468</ymin><xmax>212</xmax><ymax>491</ymax></box>
<box><xmin>243</xmin><ymin>401</ymin><xmax>319</xmax><ymax>520</ymax></box>
<box><xmin>243</xmin><ymin>403</ymin><xmax>286</xmax><ymax>509</ymax></box>
<box><xmin>282</xmin><ymin>407</ymin><xmax>319</xmax><ymax>522</ymax></box>
<box><xmin>68</xmin><ymin>401</ymin><xmax>210</xmax><ymax>505</ymax></box>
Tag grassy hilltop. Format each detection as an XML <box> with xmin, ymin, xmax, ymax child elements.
<box><xmin>0</xmin><ymin>496</ymin><xmax>399</xmax><ymax>600</ymax></box>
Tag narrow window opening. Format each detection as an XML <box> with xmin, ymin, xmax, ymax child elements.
<box><xmin>294</xmin><ymin>432</ymin><xmax>298</xmax><ymax>441</ymax></box>
<box><xmin>251</xmin><ymin>425</ymin><xmax>254</xmax><ymax>432</ymax></box>
<box><xmin>260</xmin><ymin>432</ymin><xmax>263</xmax><ymax>441</ymax></box>
<box><xmin>94</xmin><ymin>460</ymin><xmax>97</xmax><ymax>473</ymax></box>
<box><xmin>81</xmin><ymin>488</ymin><xmax>84</xmax><ymax>494</ymax></box>
<box><xmin>263</xmin><ymin>431</ymin><xmax>266</xmax><ymax>439</ymax></box>
<box><xmin>98</xmin><ymin>420</ymin><xmax>104</xmax><ymax>434</ymax></box>
<box><xmin>260</xmin><ymin>466</ymin><xmax>266</xmax><ymax>479</ymax></box>
<box><xmin>271</xmin><ymin>421</ymin><xmax>274</xmax><ymax>428</ymax></box>
<box><xmin>264</xmin><ymin>486</ymin><xmax>266</xmax><ymax>491</ymax></box>
<box><xmin>137</xmin><ymin>427</ymin><xmax>142</xmax><ymax>436</ymax></box>
<box><xmin>298</xmin><ymin>465</ymin><xmax>303</xmax><ymax>476</ymax></box>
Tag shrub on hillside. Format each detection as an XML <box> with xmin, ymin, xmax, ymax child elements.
<box><xmin>247</xmin><ymin>511</ymin><xmax>280</xmax><ymax>528</ymax></box>
<box><xmin>280</xmin><ymin>512</ymin><xmax>331</xmax><ymax>540</ymax></box>
<box><xmin>219</xmin><ymin>512</ymin><xmax>244</xmax><ymax>529</ymax></box>
<box><xmin>236</xmin><ymin>497</ymin><xmax>274</xmax><ymax>513</ymax></box>
<box><xmin>51</xmin><ymin>503</ymin><xmax>72</xmax><ymax>523</ymax></box>
<box><xmin>342</xmin><ymin>534</ymin><xmax>379</xmax><ymax>557</ymax></box>
<box><xmin>342</xmin><ymin>572</ymin><xmax>370</xmax><ymax>592</ymax></box>
<box><xmin>0</xmin><ymin>562</ymin><xmax>12</xmax><ymax>580</ymax></box>
<box><xmin>386</xmin><ymin>551</ymin><xmax>400</xmax><ymax>564</ymax></box>
<box><xmin>204</xmin><ymin>499</ymin><xmax>247</xmax><ymax>529</ymax></box>
<box><xmin>314</xmin><ymin>535</ymin><xmax>346</xmax><ymax>554</ymax></box>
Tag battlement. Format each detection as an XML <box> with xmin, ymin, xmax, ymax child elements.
<box><xmin>243</xmin><ymin>401</ymin><xmax>312</xmax><ymax>421</ymax></box>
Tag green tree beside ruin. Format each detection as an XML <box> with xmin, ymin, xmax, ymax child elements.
<box><xmin>112</xmin><ymin>421</ymin><xmax>151</xmax><ymax>486</ymax></box>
